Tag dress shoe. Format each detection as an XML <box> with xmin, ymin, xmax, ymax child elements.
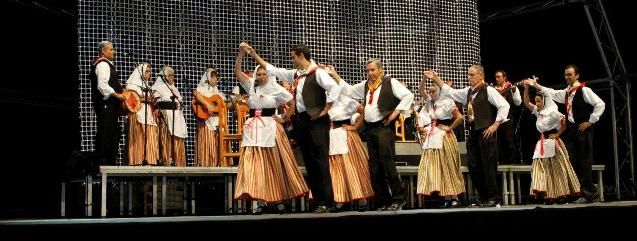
<box><xmin>375</xmin><ymin>205</ymin><xmax>387</xmax><ymax>211</ymax></box>
<box><xmin>251</xmin><ymin>206</ymin><xmax>263</xmax><ymax>215</ymax></box>
<box><xmin>573</xmin><ymin>197</ymin><xmax>591</xmax><ymax>204</ymax></box>
<box><xmin>386</xmin><ymin>200</ymin><xmax>406</xmax><ymax>211</ymax></box>
<box><xmin>313</xmin><ymin>205</ymin><xmax>329</xmax><ymax>213</ymax></box>
<box><xmin>449</xmin><ymin>200</ymin><xmax>462</xmax><ymax>208</ymax></box>
<box><xmin>482</xmin><ymin>200</ymin><xmax>501</xmax><ymax>207</ymax></box>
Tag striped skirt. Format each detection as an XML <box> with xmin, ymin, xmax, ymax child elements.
<box><xmin>417</xmin><ymin>132</ymin><xmax>465</xmax><ymax>197</ymax></box>
<box><xmin>127</xmin><ymin>114</ymin><xmax>159</xmax><ymax>165</ymax></box>
<box><xmin>196</xmin><ymin>122</ymin><xmax>222</xmax><ymax>167</ymax></box>
<box><xmin>329</xmin><ymin>130</ymin><xmax>374</xmax><ymax>203</ymax></box>
<box><xmin>530</xmin><ymin>138</ymin><xmax>581</xmax><ymax>199</ymax></box>
<box><xmin>158</xmin><ymin>119</ymin><xmax>186</xmax><ymax>167</ymax></box>
<box><xmin>234</xmin><ymin>123</ymin><xmax>309</xmax><ymax>203</ymax></box>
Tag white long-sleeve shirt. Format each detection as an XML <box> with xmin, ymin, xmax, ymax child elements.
<box><xmin>541</xmin><ymin>85</ymin><xmax>605</xmax><ymax>124</ymax></box>
<box><xmin>440</xmin><ymin>84</ymin><xmax>510</xmax><ymax>123</ymax></box>
<box><xmin>95</xmin><ymin>61</ymin><xmax>116</xmax><ymax>100</ymax></box>
<box><xmin>265</xmin><ymin>61</ymin><xmax>340</xmax><ymax>113</ymax></box>
<box><xmin>339</xmin><ymin>78</ymin><xmax>414</xmax><ymax>123</ymax></box>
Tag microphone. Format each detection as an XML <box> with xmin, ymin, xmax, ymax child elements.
<box><xmin>122</xmin><ymin>51</ymin><xmax>138</xmax><ymax>57</ymax></box>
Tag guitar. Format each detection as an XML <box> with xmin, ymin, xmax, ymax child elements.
<box><xmin>192</xmin><ymin>94</ymin><xmax>225</xmax><ymax>120</ymax></box>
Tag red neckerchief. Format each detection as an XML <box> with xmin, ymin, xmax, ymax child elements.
<box><xmin>292</xmin><ymin>66</ymin><xmax>319</xmax><ymax>100</ymax></box>
<box><xmin>496</xmin><ymin>82</ymin><xmax>512</xmax><ymax>95</ymax></box>
<box><xmin>467</xmin><ymin>82</ymin><xmax>486</xmax><ymax>105</ymax></box>
<box><xmin>565</xmin><ymin>82</ymin><xmax>586</xmax><ymax>119</ymax></box>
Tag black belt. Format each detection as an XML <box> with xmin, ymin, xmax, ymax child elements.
<box><xmin>249</xmin><ymin>108</ymin><xmax>276</xmax><ymax>117</ymax></box>
<box><xmin>541</xmin><ymin>129</ymin><xmax>558</xmax><ymax>136</ymax></box>
<box><xmin>331</xmin><ymin>120</ymin><xmax>350</xmax><ymax>128</ymax></box>
<box><xmin>156</xmin><ymin>101</ymin><xmax>178</xmax><ymax>110</ymax></box>
<box><xmin>366</xmin><ymin>120</ymin><xmax>388</xmax><ymax>128</ymax></box>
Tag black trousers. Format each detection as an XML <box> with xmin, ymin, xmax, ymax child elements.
<box><xmin>467</xmin><ymin>128</ymin><xmax>500</xmax><ymax>202</ymax></box>
<box><xmin>565</xmin><ymin>122</ymin><xmax>596</xmax><ymax>197</ymax></box>
<box><xmin>366</xmin><ymin>122</ymin><xmax>404</xmax><ymax>206</ymax></box>
<box><xmin>94</xmin><ymin>100</ymin><xmax>121</xmax><ymax>166</ymax></box>
<box><xmin>294</xmin><ymin>112</ymin><xmax>333</xmax><ymax>205</ymax></box>
<box><xmin>497</xmin><ymin>120</ymin><xmax>519</xmax><ymax>164</ymax></box>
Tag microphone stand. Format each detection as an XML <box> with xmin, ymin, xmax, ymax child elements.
<box><xmin>159</xmin><ymin>74</ymin><xmax>182</xmax><ymax>166</ymax></box>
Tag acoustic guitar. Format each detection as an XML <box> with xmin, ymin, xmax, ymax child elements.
<box><xmin>192</xmin><ymin>94</ymin><xmax>225</xmax><ymax>120</ymax></box>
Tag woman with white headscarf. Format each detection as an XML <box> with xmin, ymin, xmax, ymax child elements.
<box><xmin>415</xmin><ymin>78</ymin><xmax>465</xmax><ymax>208</ymax></box>
<box><xmin>232</xmin><ymin>48</ymin><xmax>309</xmax><ymax>214</ymax></box>
<box><xmin>152</xmin><ymin>65</ymin><xmax>188</xmax><ymax>167</ymax></box>
<box><xmin>125</xmin><ymin>62</ymin><xmax>159</xmax><ymax>165</ymax></box>
<box><xmin>193</xmin><ymin>67</ymin><xmax>230</xmax><ymax>167</ymax></box>
<box><xmin>523</xmin><ymin>79</ymin><xmax>580</xmax><ymax>202</ymax></box>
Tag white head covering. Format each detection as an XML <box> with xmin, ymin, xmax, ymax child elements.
<box><xmin>196</xmin><ymin>68</ymin><xmax>225</xmax><ymax>100</ymax></box>
<box><xmin>249</xmin><ymin>65</ymin><xmax>285</xmax><ymax>95</ymax></box>
<box><xmin>537</xmin><ymin>90</ymin><xmax>559</xmax><ymax>115</ymax></box>
<box><xmin>126</xmin><ymin>63</ymin><xmax>151</xmax><ymax>91</ymax></box>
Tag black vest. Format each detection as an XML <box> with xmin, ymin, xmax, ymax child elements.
<box><xmin>89</xmin><ymin>58</ymin><xmax>122</xmax><ymax>107</ymax></box>
<box><xmin>472</xmin><ymin>87</ymin><xmax>497</xmax><ymax>130</ymax></box>
<box><xmin>499</xmin><ymin>85</ymin><xmax>516</xmax><ymax>119</ymax></box>
<box><xmin>364</xmin><ymin>75</ymin><xmax>400</xmax><ymax>118</ymax></box>
<box><xmin>301</xmin><ymin>71</ymin><xmax>326</xmax><ymax>119</ymax></box>
<box><xmin>570</xmin><ymin>88</ymin><xmax>594</xmax><ymax>124</ymax></box>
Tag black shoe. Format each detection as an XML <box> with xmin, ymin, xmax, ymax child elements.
<box><xmin>328</xmin><ymin>206</ymin><xmax>340</xmax><ymax>213</ymax></box>
<box><xmin>251</xmin><ymin>206</ymin><xmax>263</xmax><ymax>215</ymax></box>
<box><xmin>277</xmin><ymin>203</ymin><xmax>287</xmax><ymax>214</ymax></box>
<box><xmin>375</xmin><ymin>205</ymin><xmax>387</xmax><ymax>211</ymax></box>
<box><xmin>573</xmin><ymin>197</ymin><xmax>591</xmax><ymax>204</ymax></box>
<box><xmin>313</xmin><ymin>205</ymin><xmax>329</xmax><ymax>213</ymax></box>
<box><xmin>357</xmin><ymin>204</ymin><xmax>368</xmax><ymax>212</ymax></box>
<box><xmin>386</xmin><ymin>200</ymin><xmax>406</xmax><ymax>211</ymax></box>
<box><xmin>449</xmin><ymin>200</ymin><xmax>462</xmax><ymax>208</ymax></box>
<box><xmin>483</xmin><ymin>199</ymin><xmax>501</xmax><ymax>207</ymax></box>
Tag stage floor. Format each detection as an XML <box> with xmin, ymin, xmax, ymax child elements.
<box><xmin>3</xmin><ymin>201</ymin><xmax>637</xmax><ymax>238</ymax></box>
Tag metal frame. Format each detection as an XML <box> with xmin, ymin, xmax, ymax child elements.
<box><xmin>480</xmin><ymin>0</ymin><xmax>634</xmax><ymax>199</ymax></box>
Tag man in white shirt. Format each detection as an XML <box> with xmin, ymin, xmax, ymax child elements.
<box><xmin>89</xmin><ymin>41</ymin><xmax>126</xmax><ymax>165</ymax></box>
<box><xmin>494</xmin><ymin>70</ymin><xmax>522</xmax><ymax>164</ymax></box>
<box><xmin>242</xmin><ymin>42</ymin><xmax>341</xmax><ymax>213</ymax></box>
<box><xmin>325</xmin><ymin>59</ymin><xmax>414</xmax><ymax>211</ymax></box>
<box><xmin>427</xmin><ymin>65</ymin><xmax>510</xmax><ymax>207</ymax></box>
<box><xmin>526</xmin><ymin>64</ymin><xmax>605</xmax><ymax>204</ymax></box>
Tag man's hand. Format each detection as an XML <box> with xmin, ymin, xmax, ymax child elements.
<box><xmin>273</xmin><ymin>116</ymin><xmax>285</xmax><ymax>124</ymax></box>
<box><xmin>482</xmin><ymin>123</ymin><xmax>499</xmax><ymax>139</ymax></box>
<box><xmin>578</xmin><ymin>121</ymin><xmax>592</xmax><ymax>133</ymax></box>
<box><xmin>384</xmin><ymin>111</ymin><xmax>400</xmax><ymax>126</ymax></box>
<box><xmin>240</xmin><ymin>42</ymin><xmax>253</xmax><ymax>55</ymax></box>
<box><xmin>438</xmin><ymin>124</ymin><xmax>451</xmax><ymax>132</ymax></box>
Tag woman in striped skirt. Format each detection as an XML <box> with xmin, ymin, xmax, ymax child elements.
<box><xmin>233</xmin><ymin>48</ymin><xmax>309</xmax><ymax>214</ymax></box>
<box><xmin>326</xmin><ymin>92</ymin><xmax>374</xmax><ymax>211</ymax></box>
<box><xmin>125</xmin><ymin>62</ymin><xmax>159</xmax><ymax>165</ymax></box>
<box><xmin>416</xmin><ymin>82</ymin><xmax>465</xmax><ymax>207</ymax></box>
<box><xmin>522</xmin><ymin>80</ymin><xmax>580</xmax><ymax>201</ymax></box>
<box><xmin>152</xmin><ymin>65</ymin><xmax>188</xmax><ymax>166</ymax></box>
<box><xmin>193</xmin><ymin>67</ymin><xmax>230</xmax><ymax>167</ymax></box>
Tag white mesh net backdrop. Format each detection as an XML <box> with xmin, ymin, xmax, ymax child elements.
<box><xmin>78</xmin><ymin>0</ymin><xmax>480</xmax><ymax>165</ymax></box>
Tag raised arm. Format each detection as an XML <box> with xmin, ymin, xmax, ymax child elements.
<box><xmin>234</xmin><ymin>48</ymin><xmax>251</xmax><ymax>84</ymax></box>
<box><xmin>522</xmin><ymin>80</ymin><xmax>536</xmax><ymax>112</ymax></box>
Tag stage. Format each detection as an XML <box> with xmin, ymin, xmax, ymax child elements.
<box><xmin>2</xmin><ymin>201</ymin><xmax>636</xmax><ymax>238</ymax></box>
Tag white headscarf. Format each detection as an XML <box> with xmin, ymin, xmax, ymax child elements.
<box><xmin>126</xmin><ymin>63</ymin><xmax>150</xmax><ymax>91</ymax></box>
<box><xmin>125</xmin><ymin>63</ymin><xmax>156</xmax><ymax>126</ymax></box>
<box><xmin>247</xmin><ymin>65</ymin><xmax>286</xmax><ymax>96</ymax></box>
<box><xmin>196</xmin><ymin>68</ymin><xmax>226</xmax><ymax>100</ymax></box>
<box><xmin>537</xmin><ymin>90</ymin><xmax>559</xmax><ymax>115</ymax></box>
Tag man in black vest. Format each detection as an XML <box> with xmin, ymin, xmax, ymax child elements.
<box><xmin>326</xmin><ymin>59</ymin><xmax>414</xmax><ymax>211</ymax></box>
<box><xmin>526</xmin><ymin>65</ymin><xmax>605</xmax><ymax>203</ymax></box>
<box><xmin>241</xmin><ymin>42</ymin><xmax>341</xmax><ymax>213</ymax></box>
<box><xmin>494</xmin><ymin>70</ymin><xmax>522</xmax><ymax>164</ymax></box>
<box><xmin>89</xmin><ymin>41</ymin><xmax>126</xmax><ymax>166</ymax></box>
<box><xmin>427</xmin><ymin>65</ymin><xmax>510</xmax><ymax>207</ymax></box>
